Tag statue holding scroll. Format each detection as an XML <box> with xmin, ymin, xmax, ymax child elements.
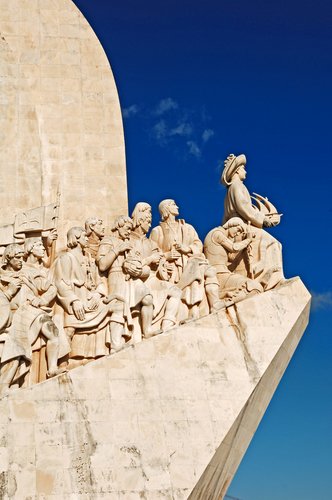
<box><xmin>53</xmin><ymin>227</ymin><xmax>125</xmax><ymax>364</ymax></box>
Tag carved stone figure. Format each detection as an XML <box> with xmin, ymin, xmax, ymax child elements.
<box><xmin>130</xmin><ymin>202</ymin><xmax>182</xmax><ymax>334</ymax></box>
<box><xmin>85</xmin><ymin>217</ymin><xmax>105</xmax><ymax>261</ymax></box>
<box><xmin>53</xmin><ymin>227</ymin><xmax>125</xmax><ymax>363</ymax></box>
<box><xmin>0</xmin><ymin>242</ymin><xmax>66</xmax><ymax>395</ymax></box>
<box><xmin>97</xmin><ymin>216</ymin><xmax>155</xmax><ymax>340</ymax></box>
<box><xmin>204</xmin><ymin>218</ymin><xmax>263</xmax><ymax>305</ymax></box>
<box><xmin>221</xmin><ymin>154</ymin><xmax>284</xmax><ymax>290</ymax></box>
<box><xmin>150</xmin><ymin>199</ymin><xmax>222</xmax><ymax>320</ymax></box>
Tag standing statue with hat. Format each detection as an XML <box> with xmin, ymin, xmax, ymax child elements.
<box><xmin>220</xmin><ymin>153</ymin><xmax>284</xmax><ymax>291</ymax></box>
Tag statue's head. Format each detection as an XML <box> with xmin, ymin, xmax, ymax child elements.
<box><xmin>67</xmin><ymin>227</ymin><xmax>88</xmax><ymax>249</ymax></box>
<box><xmin>131</xmin><ymin>202</ymin><xmax>152</xmax><ymax>233</ymax></box>
<box><xmin>85</xmin><ymin>217</ymin><xmax>105</xmax><ymax>239</ymax></box>
<box><xmin>221</xmin><ymin>154</ymin><xmax>247</xmax><ymax>186</ymax></box>
<box><xmin>111</xmin><ymin>215</ymin><xmax>133</xmax><ymax>240</ymax></box>
<box><xmin>24</xmin><ymin>237</ymin><xmax>45</xmax><ymax>259</ymax></box>
<box><xmin>223</xmin><ymin>217</ymin><xmax>247</xmax><ymax>238</ymax></box>
<box><xmin>158</xmin><ymin>199</ymin><xmax>179</xmax><ymax>221</ymax></box>
<box><xmin>2</xmin><ymin>243</ymin><xmax>24</xmax><ymax>271</ymax></box>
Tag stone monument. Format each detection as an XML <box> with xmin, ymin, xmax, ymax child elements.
<box><xmin>0</xmin><ymin>1</ymin><xmax>311</xmax><ymax>499</ymax></box>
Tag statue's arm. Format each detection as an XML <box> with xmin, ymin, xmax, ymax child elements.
<box><xmin>215</xmin><ymin>231</ymin><xmax>252</xmax><ymax>253</ymax></box>
<box><xmin>54</xmin><ymin>255</ymin><xmax>79</xmax><ymax>313</ymax></box>
<box><xmin>188</xmin><ymin>225</ymin><xmax>203</xmax><ymax>254</ymax></box>
<box><xmin>149</xmin><ymin>226</ymin><xmax>163</xmax><ymax>250</ymax></box>
<box><xmin>97</xmin><ymin>241</ymin><xmax>117</xmax><ymax>273</ymax></box>
<box><xmin>232</xmin><ymin>184</ymin><xmax>265</xmax><ymax>228</ymax></box>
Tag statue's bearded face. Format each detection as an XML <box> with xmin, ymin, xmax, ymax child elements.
<box><xmin>140</xmin><ymin>209</ymin><xmax>152</xmax><ymax>233</ymax></box>
<box><xmin>118</xmin><ymin>222</ymin><xmax>132</xmax><ymax>240</ymax></box>
<box><xmin>167</xmin><ymin>200</ymin><xmax>179</xmax><ymax>217</ymax></box>
<box><xmin>92</xmin><ymin>220</ymin><xmax>105</xmax><ymax>238</ymax></box>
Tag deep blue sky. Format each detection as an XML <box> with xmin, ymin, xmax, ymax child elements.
<box><xmin>74</xmin><ymin>1</ymin><xmax>332</xmax><ymax>498</ymax></box>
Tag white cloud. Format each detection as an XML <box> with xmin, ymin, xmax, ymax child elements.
<box><xmin>169</xmin><ymin>122</ymin><xmax>193</xmax><ymax>137</ymax></box>
<box><xmin>187</xmin><ymin>140</ymin><xmax>201</xmax><ymax>158</ymax></box>
<box><xmin>311</xmin><ymin>291</ymin><xmax>332</xmax><ymax>311</ymax></box>
<box><xmin>202</xmin><ymin>128</ymin><xmax>214</xmax><ymax>143</ymax></box>
<box><xmin>155</xmin><ymin>97</ymin><xmax>178</xmax><ymax>116</ymax></box>
<box><xmin>152</xmin><ymin>119</ymin><xmax>168</xmax><ymax>142</ymax></box>
<box><xmin>122</xmin><ymin>104</ymin><xmax>140</xmax><ymax>118</ymax></box>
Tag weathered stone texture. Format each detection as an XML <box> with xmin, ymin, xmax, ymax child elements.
<box><xmin>0</xmin><ymin>278</ymin><xmax>310</xmax><ymax>499</ymax></box>
<box><xmin>0</xmin><ymin>0</ymin><xmax>127</xmax><ymax>244</ymax></box>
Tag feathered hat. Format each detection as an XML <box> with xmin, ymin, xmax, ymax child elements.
<box><xmin>221</xmin><ymin>153</ymin><xmax>246</xmax><ymax>186</ymax></box>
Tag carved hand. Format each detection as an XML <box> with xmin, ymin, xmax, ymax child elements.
<box><xmin>263</xmin><ymin>214</ymin><xmax>280</xmax><ymax>227</ymax></box>
<box><xmin>87</xmin><ymin>293</ymin><xmax>100</xmax><ymax>311</ymax></box>
<box><xmin>148</xmin><ymin>252</ymin><xmax>161</xmax><ymax>265</ymax></box>
<box><xmin>174</xmin><ymin>243</ymin><xmax>191</xmax><ymax>254</ymax></box>
<box><xmin>46</xmin><ymin>228</ymin><xmax>58</xmax><ymax>247</ymax></box>
<box><xmin>118</xmin><ymin>241</ymin><xmax>132</xmax><ymax>254</ymax></box>
<box><xmin>72</xmin><ymin>300</ymin><xmax>85</xmax><ymax>321</ymax></box>
<box><xmin>166</xmin><ymin>249</ymin><xmax>181</xmax><ymax>261</ymax></box>
<box><xmin>30</xmin><ymin>297</ymin><xmax>42</xmax><ymax>308</ymax></box>
<box><xmin>7</xmin><ymin>279</ymin><xmax>22</xmax><ymax>298</ymax></box>
<box><xmin>123</xmin><ymin>260</ymin><xmax>143</xmax><ymax>277</ymax></box>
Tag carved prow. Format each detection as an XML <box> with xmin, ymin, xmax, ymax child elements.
<box><xmin>252</xmin><ymin>192</ymin><xmax>281</xmax><ymax>215</ymax></box>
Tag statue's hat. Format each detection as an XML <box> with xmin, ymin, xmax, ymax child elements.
<box><xmin>221</xmin><ymin>153</ymin><xmax>246</xmax><ymax>186</ymax></box>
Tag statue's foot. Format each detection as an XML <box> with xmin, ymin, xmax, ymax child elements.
<box><xmin>262</xmin><ymin>269</ymin><xmax>284</xmax><ymax>291</ymax></box>
<box><xmin>0</xmin><ymin>386</ymin><xmax>10</xmax><ymax>398</ymax></box>
<box><xmin>110</xmin><ymin>344</ymin><xmax>125</xmax><ymax>355</ymax></box>
<box><xmin>46</xmin><ymin>367</ymin><xmax>68</xmax><ymax>378</ymax></box>
<box><xmin>160</xmin><ymin>319</ymin><xmax>176</xmax><ymax>332</ymax></box>
<box><xmin>211</xmin><ymin>300</ymin><xmax>226</xmax><ymax>313</ymax></box>
<box><xmin>144</xmin><ymin>330</ymin><xmax>160</xmax><ymax>339</ymax></box>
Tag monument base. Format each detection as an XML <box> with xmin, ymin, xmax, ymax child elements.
<box><xmin>0</xmin><ymin>277</ymin><xmax>310</xmax><ymax>499</ymax></box>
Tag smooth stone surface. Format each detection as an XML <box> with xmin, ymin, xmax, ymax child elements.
<box><xmin>0</xmin><ymin>0</ymin><xmax>128</xmax><ymax>245</ymax></box>
<box><xmin>0</xmin><ymin>277</ymin><xmax>310</xmax><ymax>499</ymax></box>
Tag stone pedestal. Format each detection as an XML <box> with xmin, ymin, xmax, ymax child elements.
<box><xmin>0</xmin><ymin>278</ymin><xmax>310</xmax><ymax>499</ymax></box>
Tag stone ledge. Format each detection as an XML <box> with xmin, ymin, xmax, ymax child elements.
<box><xmin>0</xmin><ymin>277</ymin><xmax>310</xmax><ymax>499</ymax></box>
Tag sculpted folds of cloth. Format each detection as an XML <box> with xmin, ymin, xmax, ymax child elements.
<box><xmin>0</xmin><ymin>152</ymin><xmax>286</xmax><ymax>394</ymax></box>
<box><xmin>220</xmin><ymin>154</ymin><xmax>284</xmax><ymax>290</ymax></box>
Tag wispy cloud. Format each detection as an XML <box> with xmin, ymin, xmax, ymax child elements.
<box><xmin>154</xmin><ymin>97</ymin><xmax>178</xmax><ymax>116</ymax></box>
<box><xmin>152</xmin><ymin>120</ymin><xmax>168</xmax><ymax>142</ymax></box>
<box><xmin>169</xmin><ymin>122</ymin><xmax>193</xmax><ymax>137</ymax></box>
<box><xmin>130</xmin><ymin>97</ymin><xmax>215</xmax><ymax>161</ymax></box>
<box><xmin>152</xmin><ymin>119</ymin><xmax>193</xmax><ymax>145</ymax></box>
<box><xmin>122</xmin><ymin>104</ymin><xmax>140</xmax><ymax>119</ymax></box>
<box><xmin>311</xmin><ymin>291</ymin><xmax>332</xmax><ymax>311</ymax></box>
<box><xmin>202</xmin><ymin>128</ymin><xmax>214</xmax><ymax>143</ymax></box>
<box><xmin>187</xmin><ymin>140</ymin><xmax>201</xmax><ymax>158</ymax></box>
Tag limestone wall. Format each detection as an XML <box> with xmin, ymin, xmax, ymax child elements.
<box><xmin>0</xmin><ymin>278</ymin><xmax>310</xmax><ymax>499</ymax></box>
<box><xmin>0</xmin><ymin>0</ymin><xmax>127</xmax><ymax>243</ymax></box>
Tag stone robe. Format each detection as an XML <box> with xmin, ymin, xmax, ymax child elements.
<box><xmin>97</xmin><ymin>235</ymin><xmax>147</xmax><ymax>314</ymax></box>
<box><xmin>222</xmin><ymin>179</ymin><xmax>284</xmax><ymax>290</ymax></box>
<box><xmin>129</xmin><ymin>231</ymin><xmax>181</xmax><ymax>324</ymax></box>
<box><xmin>223</xmin><ymin>178</ymin><xmax>265</xmax><ymax>228</ymax></box>
<box><xmin>204</xmin><ymin>227</ymin><xmax>262</xmax><ymax>300</ymax></box>
<box><xmin>53</xmin><ymin>251</ymin><xmax>112</xmax><ymax>359</ymax></box>
<box><xmin>0</xmin><ymin>264</ymin><xmax>69</xmax><ymax>384</ymax></box>
<box><xmin>150</xmin><ymin>220</ymin><xmax>216</xmax><ymax>307</ymax></box>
